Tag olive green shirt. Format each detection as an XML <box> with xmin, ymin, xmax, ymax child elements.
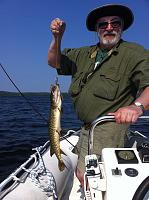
<box><xmin>58</xmin><ymin>40</ymin><xmax>149</xmax><ymax>123</ymax></box>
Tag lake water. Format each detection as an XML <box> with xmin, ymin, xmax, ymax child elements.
<box><xmin>0</xmin><ymin>94</ymin><xmax>149</xmax><ymax>183</ymax></box>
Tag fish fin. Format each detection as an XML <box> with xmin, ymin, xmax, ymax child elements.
<box><xmin>50</xmin><ymin>147</ymin><xmax>55</xmax><ymax>157</ymax></box>
<box><xmin>56</xmin><ymin>129</ymin><xmax>61</xmax><ymax>136</ymax></box>
<box><xmin>58</xmin><ymin>160</ymin><xmax>66</xmax><ymax>171</ymax></box>
<box><xmin>60</xmin><ymin>93</ymin><xmax>63</xmax><ymax>101</ymax></box>
<box><xmin>58</xmin><ymin>106</ymin><xmax>63</xmax><ymax>114</ymax></box>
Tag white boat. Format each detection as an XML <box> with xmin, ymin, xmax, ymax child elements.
<box><xmin>0</xmin><ymin>115</ymin><xmax>149</xmax><ymax>200</ymax></box>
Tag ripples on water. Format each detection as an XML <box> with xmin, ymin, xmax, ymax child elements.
<box><xmin>0</xmin><ymin>95</ymin><xmax>148</xmax><ymax>182</ymax></box>
<box><xmin>0</xmin><ymin>94</ymin><xmax>82</xmax><ymax>182</ymax></box>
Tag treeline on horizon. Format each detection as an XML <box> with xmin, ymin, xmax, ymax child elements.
<box><xmin>0</xmin><ymin>91</ymin><xmax>68</xmax><ymax>96</ymax></box>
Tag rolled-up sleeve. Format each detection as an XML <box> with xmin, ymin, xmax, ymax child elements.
<box><xmin>57</xmin><ymin>48</ymin><xmax>79</xmax><ymax>76</ymax></box>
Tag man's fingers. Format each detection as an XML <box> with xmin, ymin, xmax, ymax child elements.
<box><xmin>107</xmin><ymin>112</ymin><xmax>115</xmax><ymax>115</ymax></box>
<box><xmin>50</xmin><ymin>18</ymin><xmax>66</xmax><ymax>37</ymax></box>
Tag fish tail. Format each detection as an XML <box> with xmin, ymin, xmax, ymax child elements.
<box><xmin>50</xmin><ymin>149</ymin><xmax>53</xmax><ymax>157</ymax></box>
<box><xmin>58</xmin><ymin>159</ymin><xmax>66</xmax><ymax>171</ymax></box>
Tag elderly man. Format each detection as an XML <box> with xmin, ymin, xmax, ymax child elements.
<box><xmin>48</xmin><ymin>4</ymin><xmax>149</xmax><ymax>186</ymax></box>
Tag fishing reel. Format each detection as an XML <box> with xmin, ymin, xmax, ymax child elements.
<box><xmin>85</xmin><ymin>154</ymin><xmax>100</xmax><ymax>176</ymax></box>
<box><xmin>137</xmin><ymin>142</ymin><xmax>149</xmax><ymax>163</ymax></box>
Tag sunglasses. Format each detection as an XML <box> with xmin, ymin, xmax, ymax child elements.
<box><xmin>97</xmin><ymin>20</ymin><xmax>122</xmax><ymax>30</ymax></box>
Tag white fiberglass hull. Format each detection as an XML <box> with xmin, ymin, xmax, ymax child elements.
<box><xmin>0</xmin><ymin>131</ymin><xmax>79</xmax><ymax>200</ymax></box>
<box><xmin>1</xmin><ymin>116</ymin><xmax>149</xmax><ymax>200</ymax></box>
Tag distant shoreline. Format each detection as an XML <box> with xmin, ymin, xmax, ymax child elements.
<box><xmin>0</xmin><ymin>91</ymin><xmax>68</xmax><ymax>96</ymax></box>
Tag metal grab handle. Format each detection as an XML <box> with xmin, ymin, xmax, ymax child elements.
<box><xmin>88</xmin><ymin>115</ymin><xmax>149</xmax><ymax>155</ymax></box>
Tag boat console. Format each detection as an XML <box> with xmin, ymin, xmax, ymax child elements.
<box><xmin>85</xmin><ymin>146</ymin><xmax>149</xmax><ymax>200</ymax></box>
<box><xmin>84</xmin><ymin>116</ymin><xmax>149</xmax><ymax>200</ymax></box>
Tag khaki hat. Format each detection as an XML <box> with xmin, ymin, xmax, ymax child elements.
<box><xmin>86</xmin><ymin>4</ymin><xmax>134</xmax><ymax>31</ymax></box>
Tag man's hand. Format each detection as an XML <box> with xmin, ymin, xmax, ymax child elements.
<box><xmin>108</xmin><ymin>105</ymin><xmax>143</xmax><ymax>124</ymax></box>
<box><xmin>50</xmin><ymin>18</ymin><xmax>66</xmax><ymax>38</ymax></box>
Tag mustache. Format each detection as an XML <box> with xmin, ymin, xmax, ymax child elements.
<box><xmin>103</xmin><ymin>30</ymin><xmax>118</xmax><ymax>37</ymax></box>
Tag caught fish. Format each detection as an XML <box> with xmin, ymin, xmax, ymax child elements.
<box><xmin>48</xmin><ymin>83</ymin><xmax>66</xmax><ymax>171</ymax></box>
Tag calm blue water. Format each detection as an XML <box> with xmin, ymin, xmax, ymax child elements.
<box><xmin>0</xmin><ymin>95</ymin><xmax>149</xmax><ymax>183</ymax></box>
<box><xmin>0</xmin><ymin>94</ymin><xmax>82</xmax><ymax>183</ymax></box>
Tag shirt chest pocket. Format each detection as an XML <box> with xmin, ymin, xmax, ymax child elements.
<box><xmin>93</xmin><ymin>72</ymin><xmax>120</xmax><ymax>100</ymax></box>
<box><xmin>69</xmin><ymin>71</ymin><xmax>84</xmax><ymax>96</ymax></box>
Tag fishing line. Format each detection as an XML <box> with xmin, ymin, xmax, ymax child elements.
<box><xmin>0</xmin><ymin>63</ymin><xmax>48</xmax><ymax>124</ymax></box>
<box><xmin>55</xmin><ymin>34</ymin><xmax>79</xmax><ymax>150</ymax></box>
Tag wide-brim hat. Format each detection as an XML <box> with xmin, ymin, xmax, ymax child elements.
<box><xmin>86</xmin><ymin>4</ymin><xmax>134</xmax><ymax>31</ymax></box>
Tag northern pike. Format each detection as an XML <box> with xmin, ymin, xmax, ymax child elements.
<box><xmin>48</xmin><ymin>83</ymin><xmax>65</xmax><ymax>171</ymax></box>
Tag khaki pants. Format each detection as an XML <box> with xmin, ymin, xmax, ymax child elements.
<box><xmin>76</xmin><ymin>122</ymin><xmax>129</xmax><ymax>172</ymax></box>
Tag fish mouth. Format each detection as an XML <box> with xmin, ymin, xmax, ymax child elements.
<box><xmin>50</xmin><ymin>84</ymin><xmax>61</xmax><ymax>104</ymax></box>
<box><xmin>51</xmin><ymin>85</ymin><xmax>59</xmax><ymax>95</ymax></box>
<box><xmin>51</xmin><ymin>85</ymin><xmax>57</xmax><ymax>91</ymax></box>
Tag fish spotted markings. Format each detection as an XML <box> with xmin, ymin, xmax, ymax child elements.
<box><xmin>48</xmin><ymin>83</ymin><xmax>66</xmax><ymax>171</ymax></box>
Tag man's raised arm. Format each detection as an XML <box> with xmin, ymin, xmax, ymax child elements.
<box><xmin>48</xmin><ymin>18</ymin><xmax>66</xmax><ymax>68</ymax></box>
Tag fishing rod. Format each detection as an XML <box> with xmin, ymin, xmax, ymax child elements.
<box><xmin>0</xmin><ymin>63</ymin><xmax>48</xmax><ymax>124</ymax></box>
<box><xmin>0</xmin><ymin>63</ymin><xmax>78</xmax><ymax>150</ymax></box>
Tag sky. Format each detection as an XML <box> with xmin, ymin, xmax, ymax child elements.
<box><xmin>0</xmin><ymin>0</ymin><xmax>149</xmax><ymax>92</ymax></box>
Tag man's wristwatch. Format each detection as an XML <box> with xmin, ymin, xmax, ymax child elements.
<box><xmin>134</xmin><ymin>102</ymin><xmax>145</xmax><ymax>113</ymax></box>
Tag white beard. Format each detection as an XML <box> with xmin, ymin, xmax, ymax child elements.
<box><xmin>99</xmin><ymin>30</ymin><xmax>122</xmax><ymax>48</ymax></box>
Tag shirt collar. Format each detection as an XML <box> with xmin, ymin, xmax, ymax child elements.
<box><xmin>89</xmin><ymin>39</ymin><xmax>123</xmax><ymax>58</ymax></box>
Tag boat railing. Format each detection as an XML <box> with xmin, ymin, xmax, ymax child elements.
<box><xmin>0</xmin><ymin>140</ymin><xmax>50</xmax><ymax>199</ymax></box>
<box><xmin>88</xmin><ymin>115</ymin><xmax>149</xmax><ymax>155</ymax></box>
